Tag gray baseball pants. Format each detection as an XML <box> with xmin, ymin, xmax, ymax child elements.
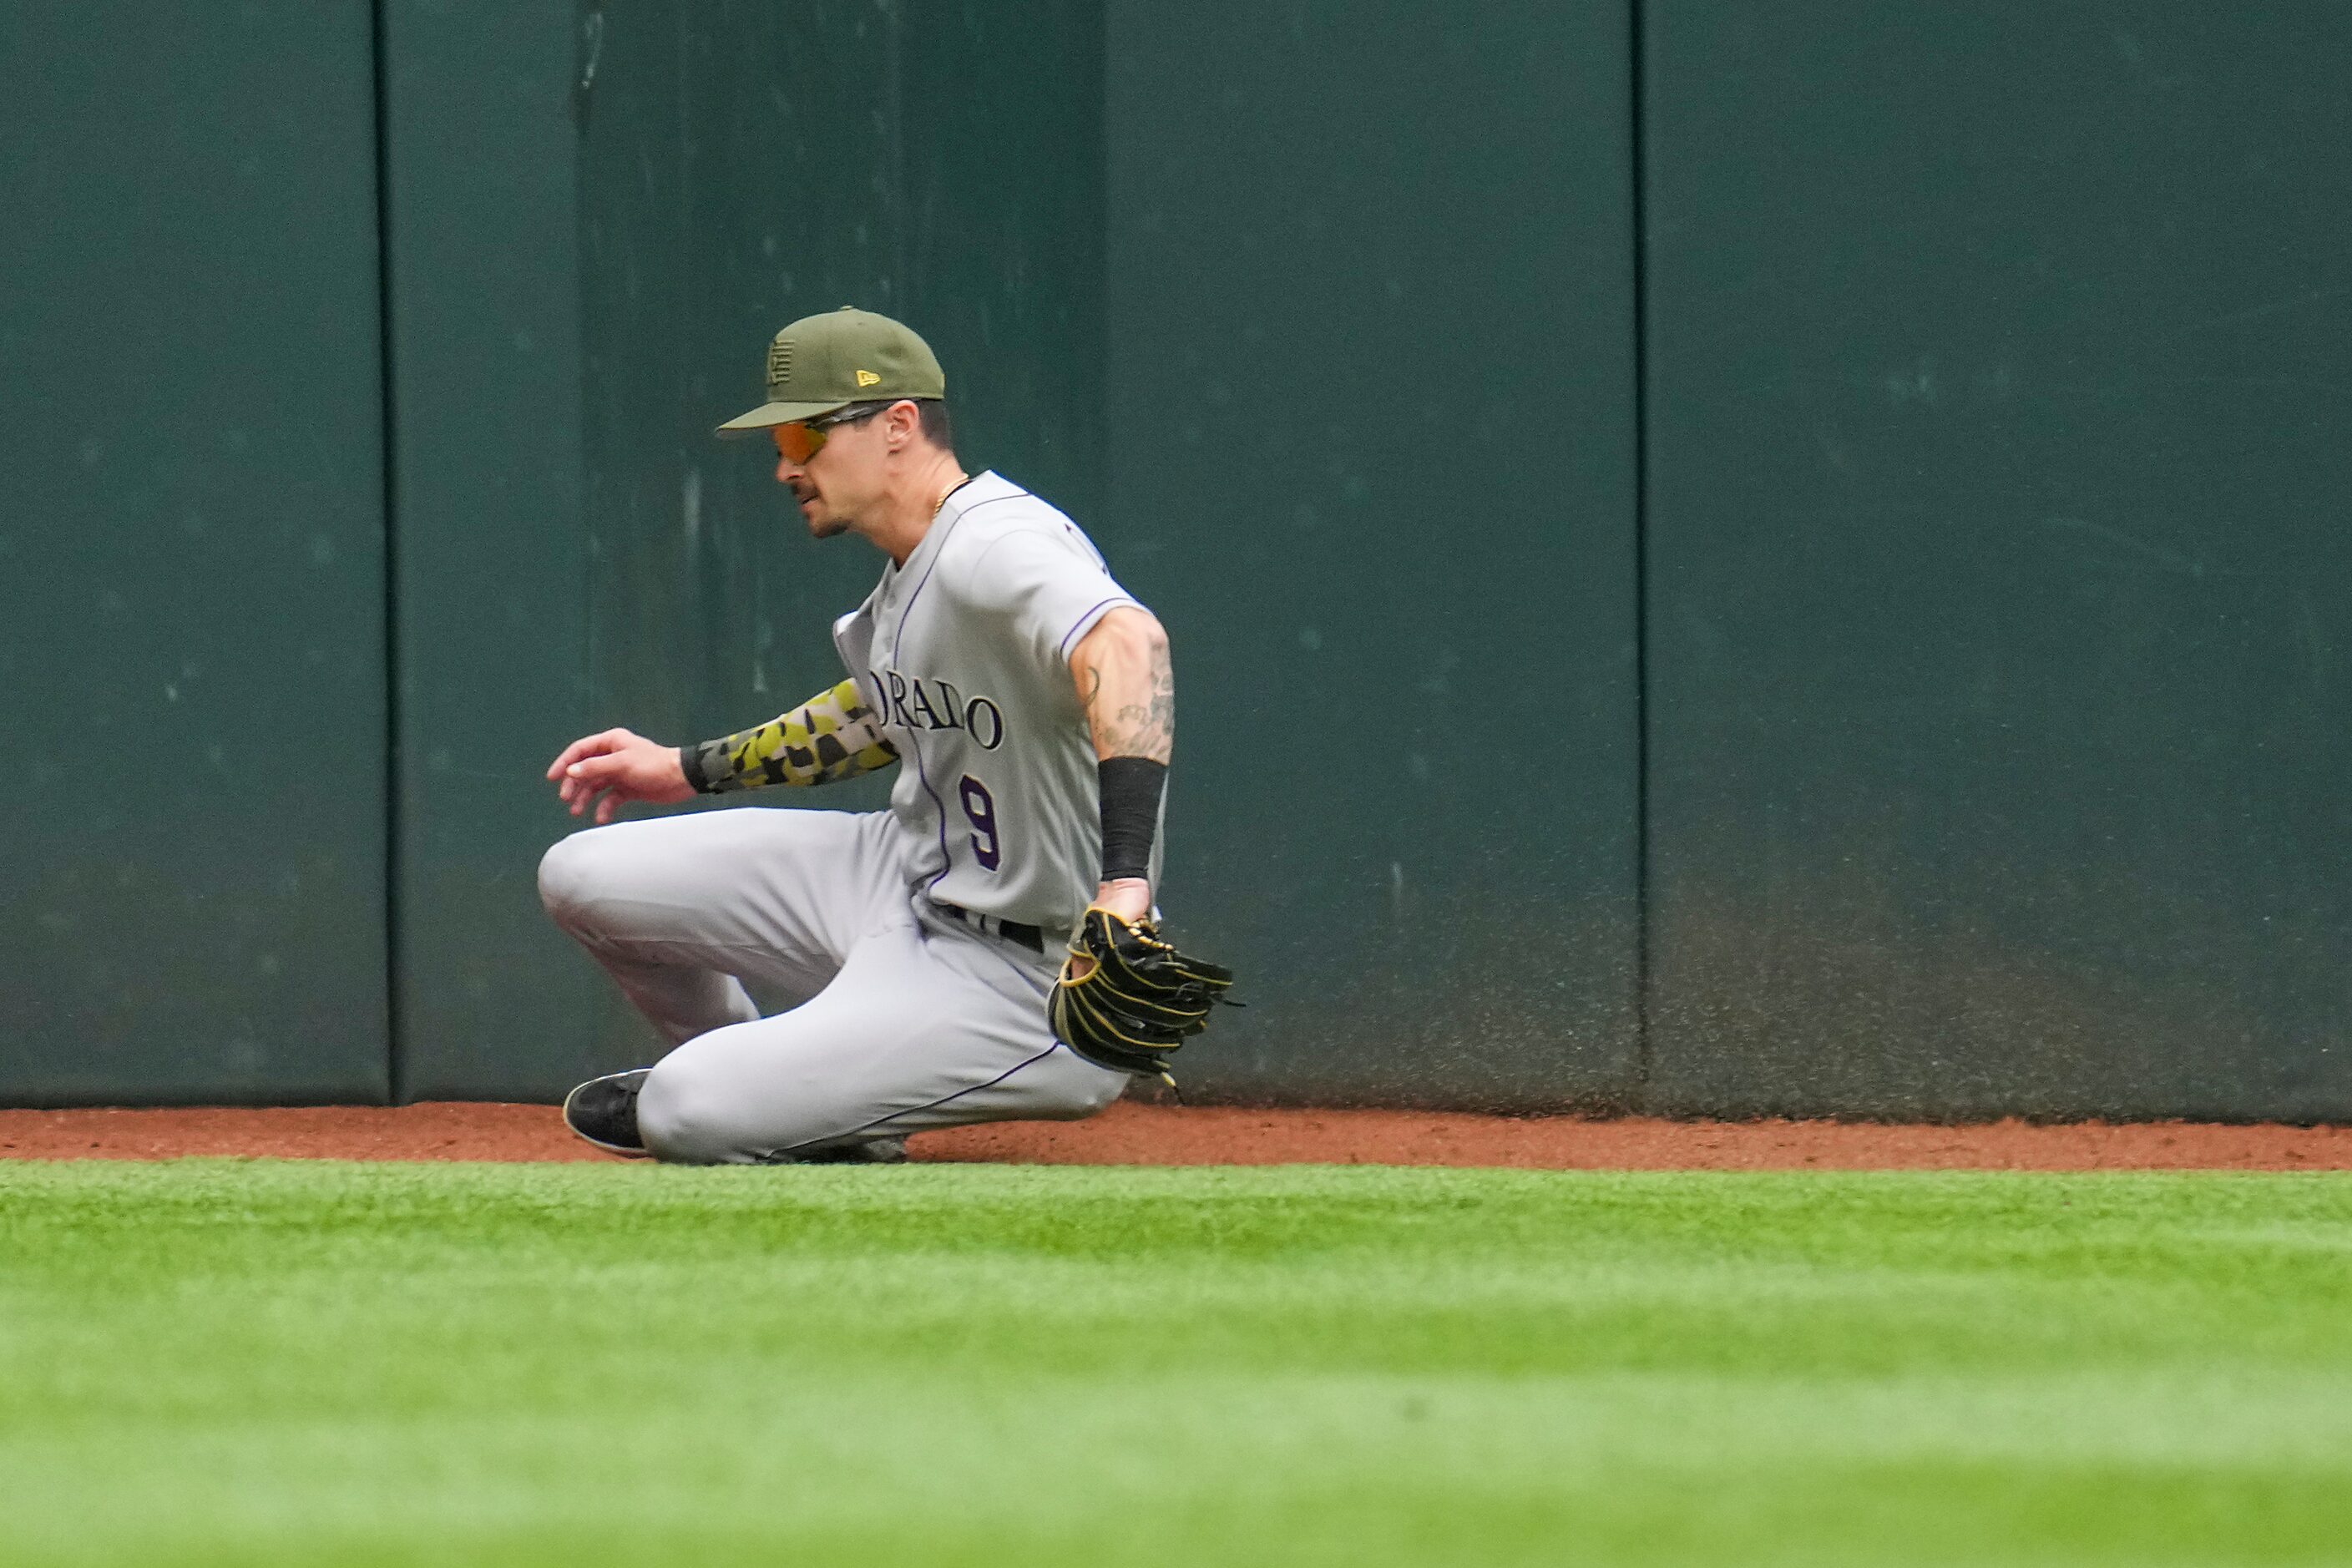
<box><xmin>538</xmin><ymin>807</ymin><xmax>1125</xmax><ymax>1163</ymax></box>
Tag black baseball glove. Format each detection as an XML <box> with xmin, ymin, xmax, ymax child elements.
<box><xmin>1049</xmin><ymin>907</ymin><xmax>1237</xmax><ymax>1080</ymax></box>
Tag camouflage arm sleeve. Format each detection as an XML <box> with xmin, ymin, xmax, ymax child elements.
<box><xmin>679</xmin><ymin>678</ymin><xmax>899</xmax><ymax>793</ymax></box>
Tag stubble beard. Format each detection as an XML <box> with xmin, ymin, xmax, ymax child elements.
<box><xmin>795</xmin><ymin>488</ymin><xmax>850</xmax><ymax>539</ymax></box>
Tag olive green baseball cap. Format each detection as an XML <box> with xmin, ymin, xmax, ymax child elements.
<box><xmin>716</xmin><ymin>306</ymin><xmax>947</xmax><ymax>436</ymax></box>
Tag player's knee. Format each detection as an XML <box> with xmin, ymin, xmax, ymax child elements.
<box><xmin>1038</xmin><ymin>1055</ymin><xmax>1128</xmax><ymax>1120</ymax></box>
<box><xmin>537</xmin><ymin>830</ymin><xmax>618</xmax><ymax>931</ymax></box>
<box><xmin>634</xmin><ymin>1057</ymin><xmax>746</xmax><ymax>1166</ymax></box>
<box><xmin>1077</xmin><ymin>1069</ymin><xmax>1128</xmax><ymax>1116</ymax></box>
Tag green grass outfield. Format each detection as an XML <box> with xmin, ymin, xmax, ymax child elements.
<box><xmin>2</xmin><ymin>1163</ymin><xmax>2349</xmax><ymax>1566</ymax></box>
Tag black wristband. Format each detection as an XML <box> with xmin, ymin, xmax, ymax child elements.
<box><xmin>1097</xmin><ymin>756</ymin><xmax>1167</xmax><ymax>883</ymax></box>
<box><xmin>678</xmin><ymin>744</ymin><xmax>714</xmax><ymax>794</ymax></box>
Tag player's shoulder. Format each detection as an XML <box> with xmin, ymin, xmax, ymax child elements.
<box><xmin>937</xmin><ymin>472</ymin><xmax>1110</xmax><ymax>577</ymax></box>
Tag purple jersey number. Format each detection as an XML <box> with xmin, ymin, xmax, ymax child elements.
<box><xmin>959</xmin><ymin>775</ymin><xmax>1003</xmax><ymax>872</ymax></box>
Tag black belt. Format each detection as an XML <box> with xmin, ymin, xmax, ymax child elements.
<box><xmin>935</xmin><ymin>902</ymin><xmax>1045</xmax><ymax>953</ymax></box>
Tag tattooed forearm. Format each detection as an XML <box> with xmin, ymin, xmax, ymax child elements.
<box><xmin>1072</xmin><ymin>609</ymin><xmax>1174</xmax><ymax>764</ymax></box>
<box><xmin>1123</xmin><ymin>643</ymin><xmax>1175</xmax><ymax>759</ymax></box>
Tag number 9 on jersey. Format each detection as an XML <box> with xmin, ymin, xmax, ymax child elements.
<box><xmin>959</xmin><ymin>775</ymin><xmax>1002</xmax><ymax>872</ymax></box>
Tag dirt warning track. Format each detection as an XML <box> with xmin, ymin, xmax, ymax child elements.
<box><xmin>0</xmin><ymin>1100</ymin><xmax>2346</xmax><ymax>1170</ymax></box>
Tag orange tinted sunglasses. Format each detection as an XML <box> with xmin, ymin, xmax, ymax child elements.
<box><xmin>772</xmin><ymin>402</ymin><xmax>888</xmax><ymax>464</ymax></box>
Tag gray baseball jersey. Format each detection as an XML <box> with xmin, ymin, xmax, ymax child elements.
<box><xmin>833</xmin><ymin>470</ymin><xmax>1160</xmax><ymax>937</ymax></box>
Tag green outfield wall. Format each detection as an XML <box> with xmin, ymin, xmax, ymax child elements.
<box><xmin>1099</xmin><ymin>0</ymin><xmax>1641</xmax><ymax>1109</ymax></box>
<box><xmin>1641</xmin><ymin>3</ymin><xmax>2352</xmax><ymax>1119</ymax></box>
<box><xmin>377</xmin><ymin>0</ymin><xmax>599</xmax><ymax>1101</ymax></box>
<box><xmin>5</xmin><ymin>2</ymin><xmax>2347</xmax><ymax>1118</ymax></box>
<box><xmin>1</xmin><ymin>2</ymin><xmax>391</xmax><ymax>1104</ymax></box>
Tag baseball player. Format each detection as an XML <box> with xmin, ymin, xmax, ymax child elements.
<box><xmin>538</xmin><ymin>307</ymin><xmax>1229</xmax><ymax>1164</ymax></box>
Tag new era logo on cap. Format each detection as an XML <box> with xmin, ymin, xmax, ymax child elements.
<box><xmin>856</xmin><ymin>369</ymin><xmax>881</xmax><ymax>387</ymax></box>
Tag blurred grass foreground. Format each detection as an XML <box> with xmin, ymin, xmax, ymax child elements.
<box><xmin>2</xmin><ymin>1161</ymin><xmax>2349</xmax><ymax>1566</ymax></box>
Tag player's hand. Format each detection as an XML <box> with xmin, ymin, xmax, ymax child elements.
<box><xmin>1066</xmin><ymin>878</ymin><xmax>1154</xmax><ymax>980</ymax></box>
<box><xmin>546</xmin><ymin>728</ymin><xmax>695</xmax><ymax>824</ymax></box>
<box><xmin>1093</xmin><ymin>878</ymin><xmax>1153</xmax><ymax>925</ymax></box>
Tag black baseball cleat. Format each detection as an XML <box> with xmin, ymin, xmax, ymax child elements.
<box><xmin>563</xmin><ymin>1068</ymin><xmax>652</xmax><ymax>1157</ymax></box>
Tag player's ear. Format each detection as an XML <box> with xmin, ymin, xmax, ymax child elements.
<box><xmin>886</xmin><ymin>399</ymin><xmax>922</xmax><ymax>450</ymax></box>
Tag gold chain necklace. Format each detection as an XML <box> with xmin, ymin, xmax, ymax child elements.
<box><xmin>932</xmin><ymin>472</ymin><xmax>970</xmax><ymax>518</ymax></box>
